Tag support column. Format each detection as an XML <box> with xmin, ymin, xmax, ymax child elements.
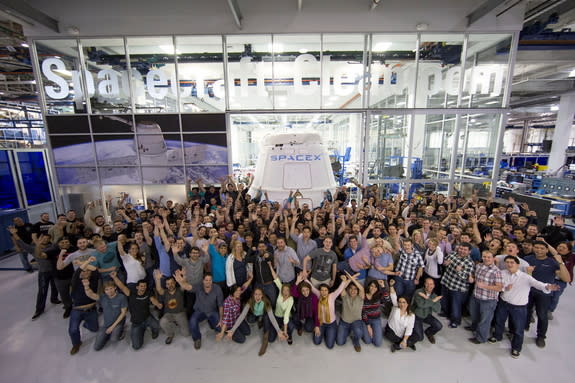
<box><xmin>548</xmin><ymin>95</ymin><xmax>575</xmax><ymax>175</ymax></box>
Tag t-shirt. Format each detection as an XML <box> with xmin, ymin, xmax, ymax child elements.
<box><xmin>192</xmin><ymin>283</ymin><xmax>223</xmax><ymax>314</ymax></box>
<box><xmin>208</xmin><ymin>244</ymin><xmax>227</xmax><ymax>283</ymax></box>
<box><xmin>308</xmin><ymin>248</ymin><xmax>337</xmax><ymax>281</ymax></box>
<box><xmin>16</xmin><ymin>223</ymin><xmax>34</xmax><ymax>244</ymax></box>
<box><xmin>368</xmin><ymin>252</ymin><xmax>393</xmax><ymax>280</ymax></box>
<box><xmin>71</xmin><ymin>269</ymin><xmax>99</xmax><ymax>307</ymax></box>
<box><xmin>46</xmin><ymin>246</ymin><xmax>75</xmax><ymax>280</ymax></box>
<box><xmin>32</xmin><ymin>220</ymin><xmax>54</xmax><ymax>236</ymax></box>
<box><xmin>94</xmin><ymin>242</ymin><xmax>121</xmax><ymax>276</ymax></box>
<box><xmin>63</xmin><ymin>248</ymin><xmax>96</xmax><ymax>270</ymax></box>
<box><xmin>162</xmin><ymin>288</ymin><xmax>185</xmax><ymax>314</ymax></box>
<box><xmin>524</xmin><ymin>255</ymin><xmax>559</xmax><ymax>284</ymax></box>
<box><xmin>128</xmin><ymin>292</ymin><xmax>152</xmax><ymax>324</ymax></box>
<box><xmin>100</xmin><ymin>293</ymin><xmax>128</xmax><ymax>327</ymax></box>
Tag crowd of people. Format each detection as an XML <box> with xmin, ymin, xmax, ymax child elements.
<box><xmin>6</xmin><ymin>176</ymin><xmax>575</xmax><ymax>358</ymax></box>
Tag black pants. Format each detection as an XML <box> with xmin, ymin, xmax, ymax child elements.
<box><xmin>384</xmin><ymin>324</ymin><xmax>415</xmax><ymax>347</ymax></box>
<box><xmin>412</xmin><ymin>314</ymin><xmax>443</xmax><ymax>343</ymax></box>
<box><xmin>36</xmin><ymin>271</ymin><xmax>59</xmax><ymax>313</ymax></box>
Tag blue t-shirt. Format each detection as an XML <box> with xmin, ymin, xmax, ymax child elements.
<box><xmin>95</xmin><ymin>242</ymin><xmax>121</xmax><ymax>276</ymax></box>
<box><xmin>368</xmin><ymin>252</ymin><xmax>393</xmax><ymax>280</ymax></box>
<box><xmin>208</xmin><ymin>244</ymin><xmax>227</xmax><ymax>283</ymax></box>
<box><xmin>100</xmin><ymin>293</ymin><xmax>127</xmax><ymax>327</ymax></box>
<box><xmin>524</xmin><ymin>255</ymin><xmax>559</xmax><ymax>284</ymax></box>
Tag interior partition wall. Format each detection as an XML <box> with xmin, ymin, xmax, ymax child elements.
<box><xmin>30</xmin><ymin>32</ymin><xmax>518</xmax><ymax>211</ymax></box>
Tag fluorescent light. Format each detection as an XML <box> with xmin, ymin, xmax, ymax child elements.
<box><xmin>299</xmin><ymin>48</ymin><xmax>308</xmax><ymax>54</ymax></box>
<box><xmin>569</xmin><ymin>69</ymin><xmax>575</xmax><ymax>77</ymax></box>
<box><xmin>373</xmin><ymin>42</ymin><xmax>392</xmax><ymax>52</ymax></box>
<box><xmin>21</xmin><ymin>43</ymin><xmax>29</xmax><ymax>48</ymax></box>
<box><xmin>269</xmin><ymin>43</ymin><xmax>284</xmax><ymax>53</ymax></box>
<box><xmin>551</xmin><ymin>105</ymin><xmax>559</xmax><ymax>111</ymax></box>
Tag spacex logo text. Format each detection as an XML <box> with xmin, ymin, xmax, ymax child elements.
<box><xmin>270</xmin><ymin>154</ymin><xmax>321</xmax><ymax>161</ymax></box>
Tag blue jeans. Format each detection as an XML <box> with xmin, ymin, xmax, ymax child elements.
<box><xmin>94</xmin><ymin>319</ymin><xmax>125</xmax><ymax>351</ymax></box>
<box><xmin>231</xmin><ymin>320</ymin><xmax>251</xmax><ymax>343</ymax></box>
<box><xmin>19</xmin><ymin>252</ymin><xmax>32</xmax><ymax>271</ymax></box>
<box><xmin>336</xmin><ymin>319</ymin><xmax>363</xmax><ymax>347</ymax></box>
<box><xmin>295</xmin><ymin>317</ymin><xmax>315</xmax><ymax>333</ymax></box>
<box><xmin>493</xmin><ymin>300</ymin><xmax>527</xmax><ymax>352</ymax></box>
<box><xmin>131</xmin><ymin>316</ymin><xmax>160</xmax><ymax>350</ymax></box>
<box><xmin>393</xmin><ymin>276</ymin><xmax>416</xmax><ymax>300</ymax></box>
<box><xmin>36</xmin><ymin>271</ymin><xmax>59</xmax><ymax>313</ymax></box>
<box><xmin>313</xmin><ymin>321</ymin><xmax>337</xmax><ymax>349</ymax></box>
<box><xmin>549</xmin><ymin>280</ymin><xmax>567</xmax><ymax>313</ymax></box>
<box><xmin>68</xmin><ymin>308</ymin><xmax>99</xmax><ymax>346</ymax></box>
<box><xmin>362</xmin><ymin>318</ymin><xmax>383</xmax><ymax>347</ymax></box>
<box><xmin>189</xmin><ymin>311</ymin><xmax>220</xmax><ymax>341</ymax></box>
<box><xmin>441</xmin><ymin>286</ymin><xmax>466</xmax><ymax>325</ymax></box>
<box><xmin>527</xmin><ymin>290</ymin><xmax>551</xmax><ymax>339</ymax></box>
<box><xmin>412</xmin><ymin>314</ymin><xmax>443</xmax><ymax>343</ymax></box>
<box><xmin>469</xmin><ymin>296</ymin><xmax>498</xmax><ymax>343</ymax></box>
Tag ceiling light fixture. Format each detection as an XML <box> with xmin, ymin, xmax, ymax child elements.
<box><xmin>551</xmin><ymin>105</ymin><xmax>559</xmax><ymax>111</ymax></box>
<box><xmin>21</xmin><ymin>42</ymin><xmax>29</xmax><ymax>48</ymax></box>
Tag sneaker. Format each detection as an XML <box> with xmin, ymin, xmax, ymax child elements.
<box><xmin>464</xmin><ymin>326</ymin><xmax>475</xmax><ymax>332</ymax></box>
<box><xmin>165</xmin><ymin>336</ymin><xmax>174</xmax><ymax>345</ymax></box>
<box><xmin>297</xmin><ymin>328</ymin><xmax>303</xmax><ymax>336</ymax></box>
<box><xmin>151</xmin><ymin>331</ymin><xmax>159</xmax><ymax>339</ymax></box>
<box><xmin>426</xmin><ymin>333</ymin><xmax>436</xmax><ymax>344</ymax></box>
<box><xmin>390</xmin><ymin>344</ymin><xmax>397</xmax><ymax>353</ymax></box>
<box><xmin>194</xmin><ymin>339</ymin><xmax>201</xmax><ymax>349</ymax></box>
<box><xmin>63</xmin><ymin>308</ymin><xmax>71</xmax><ymax>319</ymax></box>
<box><xmin>487</xmin><ymin>337</ymin><xmax>498</xmax><ymax>344</ymax></box>
<box><xmin>287</xmin><ymin>338</ymin><xmax>293</xmax><ymax>345</ymax></box>
<box><xmin>536</xmin><ymin>337</ymin><xmax>546</xmax><ymax>348</ymax></box>
<box><xmin>548</xmin><ymin>312</ymin><xmax>554</xmax><ymax>321</ymax></box>
<box><xmin>408</xmin><ymin>344</ymin><xmax>416</xmax><ymax>351</ymax></box>
<box><xmin>449</xmin><ymin>323</ymin><xmax>458</xmax><ymax>329</ymax></box>
<box><xmin>26</xmin><ymin>269</ymin><xmax>34</xmax><ymax>273</ymax></box>
<box><xmin>468</xmin><ymin>337</ymin><xmax>481</xmax><ymax>345</ymax></box>
<box><xmin>354</xmin><ymin>345</ymin><xmax>362</xmax><ymax>352</ymax></box>
<box><xmin>511</xmin><ymin>350</ymin><xmax>520</xmax><ymax>359</ymax></box>
<box><xmin>51</xmin><ymin>299</ymin><xmax>62</xmax><ymax>305</ymax></box>
<box><xmin>31</xmin><ymin>311</ymin><xmax>43</xmax><ymax>320</ymax></box>
<box><xmin>70</xmin><ymin>342</ymin><xmax>82</xmax><ymax>355</ymax></box>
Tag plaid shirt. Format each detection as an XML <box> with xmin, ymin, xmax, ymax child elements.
<box><xmin>441</xmin><ymin>253</ymin><xmax>475</xmax><ymax>292</ymax></box>
<box><xmin>222</xmin><ymin>295</ymin><xmax>241</xmax><ymax>328</ymax></box>
<box><xmin>396</xmin><ymin>249</ymin><xmax>424</xmax><ymax>281</ymax></box>
<box><xmin>473</xmin><ymin>263</ymin><xmax>503</xmax><ymax>301</ymax></box>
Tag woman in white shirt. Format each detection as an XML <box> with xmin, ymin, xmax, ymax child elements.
<box><xmin>117</xmin><ymin>241</ymin><xmax>146</xmax><ymax>290</ymax></box>
<box><xmin>385</xmin><ymin>279</ymin><xmax>416</xmax><ymax>352</ymax></box>
<box><xmin>423</xmin><ymin>238</ymin><xmax>443</xmax><ymax>294</ymax></box>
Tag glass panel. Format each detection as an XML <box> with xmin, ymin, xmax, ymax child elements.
<box><xmin>230</xmin><ymin>113</ymin><xmax>362</xmax><ymax>183</ymax></box>
<box><xmin>46</xmin><ymin>115</ymin><xmax>90</xmax><ymax>134</ymax></box>
<box><xmin>136</xmin><ymin>133</ymin><xmax>183</xmax><ymax>167</ymax></box>
<box><xmin>272</xmin><ymin>34</ymin><xmax>321</xmax><ymax>109</ymax></box>
<box><xmin>142</xmin><ymin>167</ymin><xmax>185</xmax><ymax>184</ymax></box>
<box><xmin>102</xmin><ymin>185</ymin><xmax>145</xmax><ymax>208</ymax></box>
<box><xmin>0</xmin><ymin>151</ymin><xmax>20</xmax><ymax>209</ymax></box>
<box><xmin>176</xmin><ymin>36</ymin><xmax>225</xmax><ymax>112</ymax></box>
<box><xmin>134</xmin><ymin>115</ymin><xmax>180</xmax><ymax>133</ymax></box>
<box><xmin>369</xmin><ymin>34</ymin><xmax>417</xmax><ymax>108</ymax></box>
<box><xmin>186</xmin><ymin>165</ymin><xmax>228</xmax><ymax>185</ymax></box>
<box><xmin>49</xmin><ymin>135</ymin><xmax>95</xmax><ymax>166</ymax></box>
<box><xmin>181</xmin><ymin>114</ymin><xmax>226</xmax><ymax>132</ymax></box>
<box><xmin>81</xmin><ymin>38</ymin><xmax>132</xmax><ymax>113</ymax></box>
<box><xmin>416</xmin><ymin>114</ymin><xmax>457</xmax><ymax>179</ymax></box>
<box><xmin>183</xmin><ymin>134</ymin><xmax>228</xmax><ymax>164</ymax></box>
<box><xmin>226</xmin><ymin>35</ymin><xmax>274</xmax><ymax>109</ymax></box>
<box><xmin>367</xmin><ymin>114</ymin><xmax>410</xmax><ymax>180</ymax></box>
<box><xmin>100</xmin><ymin>167</ymin><xmax>141</xmax><ymax>185</ymax></box>
<box><xmin>35</xmin><ymin>40</ymin><xmax>87</xmax><ymax>114</ymax></box>
<box><xmin>94</xmin><ymin>134</ymin><xmax>138</xmax><ymax>166</ymax></box>
<box><xmin>143</xmin><ymin>185</ymin><xmax>186</xmax><ymax>207</ymax></box>
<box><xmin>16</xmin><ymin>151</ymin><xmax>52</xmax><ymax>205</ymax></box>
<box><xmin>56</xmin><ymin>167</ymin><xmax>98</xmax><ymax>184</ymax></box>
<box><xmin>456</xmin><ymin>114</ymin><xmax>500</xmax><ymax>178</ymax></box>
<box><xmin>462</xmin><ymin>34</ymin><xmax>512</xmax><ymax>108</ymax></box>
<box><xmin>322</xmin><ymin>34</ymin><xmax>366</xmax><ymax>109</ymax></box>
<box><xmin>127</xmin><ymin>37</ymin><xmax>178</xmax><ymax>113</ymax></box>
<box><xmin>416</xmin><ymin>34</ymin><xmax>464</xmax><ymax>108</ymax></box>
<box><xmin>91</xmin><ymin>115</ymin><xmax>133</xmax><ymax>134</ymax></box>
<box><xmin>453</xmin><ymin>181</ymin><xmax>492</xmax><ymax>198</ymax></box>
<box><xmin>60</xmin><ymin>185</ymin><xmax>102</xmax><ymax>213</ymax></box>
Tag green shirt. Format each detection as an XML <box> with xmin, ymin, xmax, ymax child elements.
<box><xmin>273</xmin><ymin>278</ymin><xmax>294</xmax><ymax>325</ymax></box>
<box><xmin>411</xmin><ymin>288</ymin><xmax>441</xmax><ymax>319</ymax></box>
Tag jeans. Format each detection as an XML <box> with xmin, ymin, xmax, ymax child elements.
<box><xmin>54</xmin><ymin>278</ymin><xmax>72</xmax><ymax>310</ymax></box>
<box><xmin>269</xmin><ymin>316</ymin><xmax>294</xmax><ymax>342</ymax></box>
<box><xmin>393</xmin><ymin>276</ymin><xmax>416</xmax><ymax>300</ymax></box>
<box><xmin>527</xmin><ymin>289</ymin><xmax>551</xmax><ymax>339</ymax></box>
<box><xmin>257</xmin><ymin>283</ymin><xmax>278</xmax><ymax>310</ymax></box>
<box><xmin>469</xmin><ymin>296</ymin><xmax>498</xmax><ymax>343</ymax></box>
<box><xmin>131</xmin><ymin>316</ymin><xmax>160</xmax><ymax>350</ymax></box>
<box><xmin>94</xmin><ymin>319</ymin><xmax>125</xmax><ymax>351</ymax></box>
<box><xmin>336</xmin><ymin>319</ymin><xmax>363</xmax><ymax>347</ymax></box>
<box><xmin>384</xmin><ymin>324</ymin><xmax>415</xmax><ymax>348</ymax></box>
<box><xmin>68</xmin><ymin>308</ymin><xmax>99</xmax><ymax>346</ymax></box>
<box><xmin>549</xmin><ymin>280</ymin><xmax>567</xmax><ymax>313</ymax></box>
<box><xmin>362</xmin><ymin>318</ymin><xmax>383</xmax><ymax>347</ymax></box>
<box><xmin>493</xmin><ymin>300</ymin><xmax>527</xmax><ymax>352</ymax></box>
<box><xmin>19</xmin><ymin>252</ymin><xmax>32</xmax><ymax>271</ymax></box>
<box><xmin>295</xmin><ymin>317</ymin><xmax>315</xmax><ymax>333</ymax></box>
<box><xmin>160</xmin><ymin>312</ymin><xmax>190</xmax><ymax>338</ymax></box>
<box><xmin>313</xmin><ymin>321</ymin><xmax>337</xmax><ymax>349</ymax></box>
<box><xmin>36</xmin><ymin>271</ymin><xmax>59</xmax><ymax>313</ymax></box>
<box><xmin>189</xmin><ymin>311</ymin><xmax>220</xmax><ymax>340</ymax></box>
<box><xmin>231</xmin><ymin>320</ymin><xmax>251</xmax><ymax>344</ymax></box>
<box><xmin>412</xmin><ymin>314</ymin><xmax>443</xmax><ymax>343</ymax></box>
<box><xmin>441</xmin><ymin>285</ymin><xmax>466</xmax><ymax>326</ymax></box>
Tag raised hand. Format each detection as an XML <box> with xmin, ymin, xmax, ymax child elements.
<box><xmin>153</xmin><ymin>269</ymin><xmax>163</xmax><ymax>281</ymax></box>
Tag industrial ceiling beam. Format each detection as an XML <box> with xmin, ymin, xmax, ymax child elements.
<box><xmin>298</xmin><ymin>0</ymin><xmax>303</xmax><ymax>11</ymax></box>
<box><xmin>467</xmin><ymin>0</ymin><xmax>522</xmax><ymax>27</ymax></box>
<box><xmin>226</xmin><ymin>0</ymin><xmax>243</xmax><ymax>30</ymax></box>
<box><xmin>0</xmin><ymin>0</ymin><xmax>59</xmax><ymax>33</ymax></box>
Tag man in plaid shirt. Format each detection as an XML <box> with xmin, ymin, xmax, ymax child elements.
<box><xmin>467</xmin><ymin>250</ymin><xmax>503</xmax><ymax>344</ymax></box>
<box><xmin>440</xmin><ymin>243</ymin><xmax>475</xmax><ymax>328</ymax></box>
<box><xmin>392</xmin><ymin>239</ymin><xmax>424</xmax><ymax>300</ymax></box>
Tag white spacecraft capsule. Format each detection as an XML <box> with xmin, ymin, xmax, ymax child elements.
<box><xmin>248</xmin><ymin>133</ymin><xmax>337</xmax><ymax>208</ymax></box>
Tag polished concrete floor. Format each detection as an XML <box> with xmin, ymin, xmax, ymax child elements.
<box><xmin>0</xmin><ymin>254</ymin><xmax>572</xmax><ymax>383</ymax></box>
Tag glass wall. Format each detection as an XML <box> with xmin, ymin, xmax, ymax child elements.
<box><xmin>33</xmin><ymin>32</ymin><xmax>514</xmax><ymax>202</ymax></box>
